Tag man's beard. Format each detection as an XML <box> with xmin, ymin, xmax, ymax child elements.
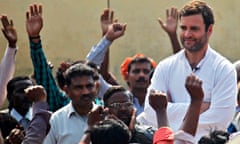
<box><xmin>181</xmin><ymin>33</ymin><xmax>208</xmax><ymax>52</ymax></box>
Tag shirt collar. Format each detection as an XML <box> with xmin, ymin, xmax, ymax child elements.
<box><xmin>10</xmin><ymin>108</ymin><xmax>32</xmax><ymax>122</ymax></box>
<box><xmin>67</xmin><ymin>101</ymin><xmax>97</xmax><ymax>118</ymax></box>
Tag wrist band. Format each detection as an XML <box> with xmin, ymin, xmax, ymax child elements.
<box><xmin>29</xmin><ymin>35</ymin><xmax>40</xmax><ymax>40</ymax></box>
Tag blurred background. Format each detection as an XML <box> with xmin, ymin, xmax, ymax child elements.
<box><xmin>0</xmin><ymin>0</ymin><xmax>239</xmax><ymax>87</ymax></box>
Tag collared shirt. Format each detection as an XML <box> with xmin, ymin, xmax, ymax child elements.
<box><xmin>43</xmin><ymin>102</ymin><xmax>97</xmax><ymax>144</ymax></box>
<box><xmin>133</xmin><ymin>97</ymin><xmax>144</xmax><ymax>116</ymax></box>
<box><xmin>10</xmin><ymin>108</ymin><xmax>32</xmax><ymax>129</ymax></box>
<box><xmin>0</xmin><ymin>45</ymin><xmax>17</xmax><ymax>107</ymax></box>
<box><xmin>30</xmin><ymin>37</ymin><xmax>111</xmax><ymax>111</ymax></box>
<box><xmin>138</xmin><ymin>46</ymin><xmax>237</xmax><ymax>142</ymax></box>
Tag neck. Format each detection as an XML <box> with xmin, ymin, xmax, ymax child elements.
<box><xmin>185</xmin><ymin>45</ymin><xmax>208</xmax><ymax>68</ymax></box>
<box><xmin>130</xmin><ymin>88</ymin><xmax>147</xmax><ymax>106</ymax></box>
<box><xmin>73</xmin><ymin>102</ymin><xmax>93</xmax><ymax>116</ymax></box>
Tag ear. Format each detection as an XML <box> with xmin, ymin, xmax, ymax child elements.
<box><xmin>63</xmin><ymin>85</ymin><xmax>70</xmax><ymax>97</ymax></box>
<box><xmin>207</xmin><ymin>24</ymin><xmax>213</xmax><ymax>37</ymax></box>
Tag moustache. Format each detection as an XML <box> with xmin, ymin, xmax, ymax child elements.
<box><xmin>136</xmin><ymin>77</ymin><xmax>147</xmax><ymax>82</ymax></box>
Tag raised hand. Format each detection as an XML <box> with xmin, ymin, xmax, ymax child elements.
<box><xmin>105</xmin><ymin>23</ymin><xmax>127</xmax><ymax>41</ymax></box>
<box><xmin>185</xmin><ymin>74</ymin><xmax>204</xmax><ymax>102</ymax></box>
<box><xmin>101</xmin><ymin>8</ymin><xmax>116</xmax><ymax>36</ymax></box>
<box><xmin>24</xmin><ymin>85</ymin><xmax>47</xmax><ymax>103</ymax></box>
<box><xmin>158</xmin><ymin>7</ymin><xmax>178</xmax><ymax>35</ymax></box>
<box><xmin>87</xmin><ymin>106</ymin><xmax>107</xmax><ymax>127</ymax></box>
<box><xmin>149</xmin><ymin>89</ymin><xmax>168</xmax><ymax>112</ymax></box>
<box><xmin>1</xmin><ymin>15</ymin><xmax>17</xmax><ymax>48</ymax></box>
<box><xmin>26</xmin><ymin>3</ymin><xmax>43</xmax><ymax>37</ymax></box>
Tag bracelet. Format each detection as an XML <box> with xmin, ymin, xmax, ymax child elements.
<box><xmin>29</xmin><ymin>35</ymin><xmax>40</xmax><ymax>40</ymax></box>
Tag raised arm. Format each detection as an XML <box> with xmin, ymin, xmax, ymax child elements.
<box><xmin>0</xmin><ymin>15</ymin><xmax>17</xmax><ymax>107</ymax></box>
<box><xmin>99</xmin><ymin>8</ymin><xmax>119</xmax><ymax>85</ymax></box>
<box><xmin>22</xmin><ymin>85</ymin><xmax>51</xmax><ymax>144</ymax></box>
<box><xmin>26</xmin><ymin>3</ymin><xmax>69</xmax><ymax>112</ymax></box>
<box><xmin>158</xmin><ymin>7</ymin><xmax>181</xmax><ymax>54</ymax></box>
<box><xmin>180</xmin><ymin>74</ymin><xmax>203</xmax><ymax>136</ymax></box>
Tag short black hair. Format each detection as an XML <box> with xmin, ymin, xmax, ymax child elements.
<box><xmin>103</xmin><ymin>86</ymin><xmax>133</xmax><ymax>107</ymax></box>
<box><xmin>6</xmin><ymin>76</ymin><xmax>33</xmax><ymax>110</ymax></box>
<box><xmin>86</xmin><ymin>118</ymin><xmax>131</xmax><ymax>144</ymax></box>
<box><xmin>65</xmin><ymin>63</ymin><xmax>99</xmax><ymax>86</ymax></box>
<box><xmin>127</xmin><ymin>57</ymin><xmax>152</xmax><ymax>73</ymax></box>
<box><xmin>198</xmin><ymin>130</ymin><xmax>229</xmax><ymax>144</ymax></box>
<box><xmin>179</xmin><ymin>0</ymin><xmax>215</xmax><ymax>31</ymax></box>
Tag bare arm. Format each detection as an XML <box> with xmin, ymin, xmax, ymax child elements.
<box><xmin>158</xmin><ymin>7</ymin><xmax>181</xmax><ymax>54</ymax></box>
<box><xmin>180</xmin><ymin>74</ymin><xmax>204</xmax><ymax>136</ymax></box>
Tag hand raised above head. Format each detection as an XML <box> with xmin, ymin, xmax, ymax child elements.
<box><xmin>101</xmin><ymin>8</ymin><xmax>117</xmax><ymax>35</ymax></box>
<box><xmin>1</xmin><ymin>15</ymin><xmax>17</xmax><ymax>48</ymax></box>
<box><xmin>26</xmin><ymin>3</ymin><xmax>43</xmax><ymax>37</ymax></box>
<box><xmin>149</xmin><ymin>89</ymin><xmax>168</xmax><ymax>112</ymax></box>
<box><xmin>158</xmin><ymin>7</ymin><xmax>178</xmax><ymax>35</ymax></box>
<box><xmin>105</xmin><ymin>22</ymin><xmax>127</xmax><ymax>41</ymax></box>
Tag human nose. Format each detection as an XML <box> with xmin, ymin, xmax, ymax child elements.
<box><xmin>81</xmin><ymin>86</ymin><xmax>90</xmax><ymax>95</ymax></box>
<box><xmin>184</xmin><ymin>29</ymin><xmax>193</xmax><ymax>38</ymax></box>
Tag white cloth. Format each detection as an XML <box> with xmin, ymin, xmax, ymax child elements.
<box><xmin>43</xmin><ymin>102</ymin><xmax>97</xmax><ymax>144</ymax></box>
<box><xmin>138</xmin><ymin>46</ymin><xmax>237</xmax><ymax>142</ymax></box>
<box><xmin>174</xmin><ymin>130</ymin><xmax>195</xmax><ymax>144</ymax></box>
<box><xmin>10</xmin><ymin>108</ymin><xmax>32</xmax><ymax>129</ymax></box>
<box><xmin>0</xmin><ymin>45</ymin><xmax>17</xmax><ymax>107</ymax></box>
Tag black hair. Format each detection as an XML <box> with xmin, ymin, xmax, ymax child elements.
<box><xmin>6</xmin><ymin>76</ymin><xmax>33</xmax><ymax>111</ymax></box>
<box><xmin>0</xmin><ymin>113</ymin><xmax>23</xmax><ymax>139</ymax></box>
<box><xmin>65</xmin><ymin>63</ymin><xmax>99</xmax><ymax>87</ymax></box>
<box><xmin>86</xmin><ymin>118</ymin><xmax>131</xmax><ymax>144</ymax></box>
<box><xmin>127</xmin><ymin>57</ymin><xmax>153</xmax><ymax>73</ymax></box>
<box><xmin>103</xmin><ymin>86</ymin><xmax>133</xmax><ymax>107</ymax></box>
<box><xmin>198</xmin><ymin>130</ymin><xmax>229</xmax><ymax>144</ymax></box>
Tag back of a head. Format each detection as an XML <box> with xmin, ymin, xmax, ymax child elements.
<box><xmin>198</xmin><ymin>130</ymin><xmax>229</xmax><ymax>144</ymax></box>
<box><xmin>88</xmin><ymin>118</ymin><xmax>131</xmax><ymax>144</ymax></box>
<box><xmin>179</xmin><ymin>0</ymin><xmax>215</xmax><ymax>31</ymax></box>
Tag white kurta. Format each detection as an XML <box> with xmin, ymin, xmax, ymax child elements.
<box><xmin>138</xmin><ymin>46</ymin><xmax>237</xmax><ymax>142</ymax></box>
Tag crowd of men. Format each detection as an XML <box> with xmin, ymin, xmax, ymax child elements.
<box><xmin>0</xmin><ymin>0</ymin><xmax>240</xmax><ymax>144</ymax></box>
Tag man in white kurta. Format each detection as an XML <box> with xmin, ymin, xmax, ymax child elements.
<box><xmin>138</xmin><ymin>47</ymin><xmax>237</xmax><ymax>141</ymax></box>
<box><xmin>138</xmin><ymin>0</ymin><xmax>237</xmax><ymax>142</ymax></box>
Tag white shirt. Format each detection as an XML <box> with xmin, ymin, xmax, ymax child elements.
<box><xmin>138</xmin><ymin>46</ymin><xmax>237</xmax><ymax>142</ymax></box>
<box><xmin>43</xmin><ymin>102</ymin><xmax>97</xmax><ymax>144</ymax></box>
<box><xmin>10</xmin><ymin>108</ymin><xmax>32</xmax><ymax>129</ymax></box>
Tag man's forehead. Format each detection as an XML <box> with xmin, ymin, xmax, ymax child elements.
<box><xmin>70</xmin><ymin>75</ymin><xmax>95</xmax><ymax>84</ymax></box>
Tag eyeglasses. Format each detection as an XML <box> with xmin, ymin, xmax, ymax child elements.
<box><xmin>108</xmin><ymin>102</ymin><xmax>133</xmax><ymax>110</ymax></box>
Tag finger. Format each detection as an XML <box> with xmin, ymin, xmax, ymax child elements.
<box><xmin>166</xmin><ymin>9</ymin><xmax>169</xmax><ymax>18</ymax></box>
<box><xmin>157</xmin><ymin>18</ymin><xmax>164</xmax><ymax>27</ymax></box>
<box><xmin>1</xmin><ymin>15</ymin><xmax>9</xmax><ymax>28</ymax></box>
<box><xmin>39</xmin><ymin>4</ymin><xmax>43</xmax><ymax>16</ymax></box>
<box><xmin>10</xmin><ymin>19</ymin><xmax>14</xmax><ymax>26</ymax></box>
<box><xmin>34</xmin><ymin>3</ymin><xmax>38</xmax><ymax>15</ymax></box>
<box><xmin>30</xmin><ymin>5</ymin><xmax>34</xmax><ymax>16</ymax></box>
<box><xmin>26</xmin><ymin>11</ymin><xmax>30</xmax><ymax>20</ymax></box>
<box><xmin>110</xmin><ymin>10</ymin><xmax>114</xmax><ymax>22</ymax></box>
<box><xmin>113</xmin><ymin>18</ymin><xmax>118</xmax><ymax>23</ymax></box>
<box><xmin>1</xmin><ymin>28</ymin><xmax>7</xmax><ymax>38</ymax></box>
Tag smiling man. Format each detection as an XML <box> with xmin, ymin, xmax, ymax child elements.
<box><xmin>139</xmin><ymin>0</ymin><xmax>237</xmax><ymax>142</ymax></box>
